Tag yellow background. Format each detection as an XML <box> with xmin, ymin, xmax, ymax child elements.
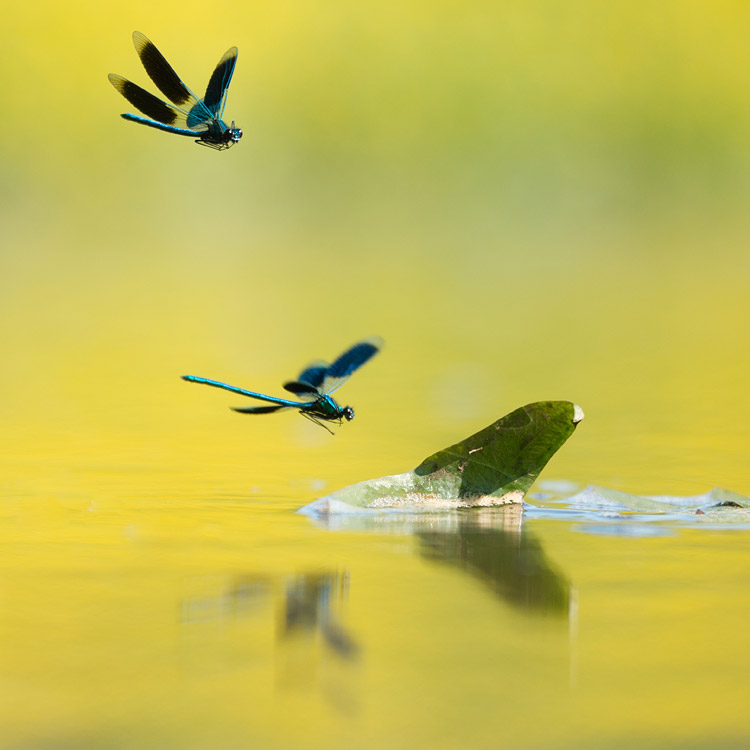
<box><xmin>1</xmin><ymin>2</ymin><xmax>749</xmax><ymax>748</ymax></box>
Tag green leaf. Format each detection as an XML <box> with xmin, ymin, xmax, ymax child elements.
<box><xmin>304</xmin><ymin>401</ymin><xmax>583</xmax><ymax>513</ymax></box>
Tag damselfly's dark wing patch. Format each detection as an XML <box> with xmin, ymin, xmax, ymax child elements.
<box><xmin>232</xmin><ymin>404</ymin><xmax>291</xmax><ymax>414</ymax></box>
<box><xmin>321</xmin><ymin>337</ymin><xmax>383</xmax><ymax>395</ymax></box>
<box><xmin>132</xmin><ymin>31</ymin><xmax>193</xmax><ymax>107</ymax></box>
<box><xmin>281</xmin><ymin>360</ymin><xmax>329</xmax><ymax>397</ymax></box>
<box><xmin>282</xmin><ymin>380</ymin><xmax>320</xmax><ymax>398</ymax></box>
<box><xmin>282</xmin><ymin>338</ymin><xmax>383</xmax><ymax>398</ymax></box>
<box><xmin>296</xmin><ymin>360</ymin><xmax>329</xmax><ymax>390</ymax></box>
<box><xmin>203</xmin><ymin>47</ymin><xmax>239</xmax><ymax>118</ymax></box>
<box><xmin>108</xmin><ymin>74</ymin><xmax>201</xmax><ymax>131</ymax></box>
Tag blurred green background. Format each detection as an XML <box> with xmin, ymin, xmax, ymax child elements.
<box><xmin>0</xmin><ymin>2</ymin><xmax>750</xmax><ymax>491</ymax></box>
<box><xmin>1</xmin><ymin>3</ymin><xmax>750</xmax><ymax>748</ymax></box>
<box><xmin>1</xmin><ymin>0</ymin><xmax>748</xmax><ymax>497</ymax></box>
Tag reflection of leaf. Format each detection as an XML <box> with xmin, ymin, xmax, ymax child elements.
<box><xmin>303</xmin><ymin>401</ymin><xmax>583</xmax><ymax>513</ymax></box>
<box><xmin>417</xmin><ymin>512</ymin><xmax>570</xmax><ymax>616</ymax></box>
<box><xmin>302</xmin><ymin>506</ymin><xmax>571</xmax><ymax>617</ymax></box>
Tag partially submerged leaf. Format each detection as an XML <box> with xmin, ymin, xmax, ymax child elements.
<box><xmin>562</xmin><ymin>485</ymin><xmax>750</xmax><ymax>525</ymax></box>
<box><xmin>302</xmin><ymin>401</ymin><xmax>583</xmax><ymax>514</ymax></box>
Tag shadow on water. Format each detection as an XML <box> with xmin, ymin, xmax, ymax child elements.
<box><xmin>181</xmin><ymin>569</ymin><xmax>358</xmax><ymax>659</ymax></box>
<box><xmin>279</xmin><ymin>572</ymin><xmax>359</xmax><ymax>657</ymax></box>
<box><xmin>179</xmin><ymin>569</ymin><xmax>359</xmax><ymax>713</ymax></box>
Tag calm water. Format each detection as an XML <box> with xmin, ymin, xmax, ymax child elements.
<box><xmin>1</xmin><ymin>2</ymin><xmax>749</xmax><ymax>748</ymax></box>
<box><xmin>1</xmin><ymin>463</ymin><xmax>749</xmax><ymax>750</ymax></box>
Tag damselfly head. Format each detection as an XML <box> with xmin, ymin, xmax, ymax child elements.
<box><xmin>343</xmin><ymin>406</ymin><xmax>355</xmax><ymax>421</ymax></box>
<box><xmin>228</xmin><ymin>122</ymin><xmax>242</xmax><ymax>144</ymax></box>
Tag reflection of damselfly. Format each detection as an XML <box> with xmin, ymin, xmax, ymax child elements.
<box><xmin>183</xmin><ymin>338</ymin><xmax>383</xmax><ymax>433</ymax></box>
<box><xmin>108</xmin><ymin>31</ymin><xmax>242</xmax><ymax>150</ymax></box>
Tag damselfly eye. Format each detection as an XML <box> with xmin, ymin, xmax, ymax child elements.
<box><xmin>343</xmin><ymin>406</ymin><xmax>355</xmax><ymax>421</ymax></box>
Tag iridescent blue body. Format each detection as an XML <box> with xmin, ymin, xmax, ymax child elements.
<box><xmin>182</xmin><ymin>338</ymin><xmax>383</xmax><ymax>432</ymax></box>
<box><xmin>109</xmin><ymin>31</ymin><xmax>241</xmax><ymax>150</ymax></box>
